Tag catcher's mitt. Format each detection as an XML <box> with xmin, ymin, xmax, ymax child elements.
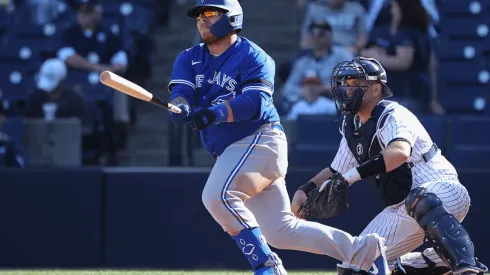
<box><xmin>302</xmin><ymin>173</ymin><xmax>349</xmax><ymax>219</ymax></box>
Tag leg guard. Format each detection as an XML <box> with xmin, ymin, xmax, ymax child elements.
<box><xmin>405</xmin><ymin>187</ymin><xmax>488</xmax><ymax>274</ymax></box>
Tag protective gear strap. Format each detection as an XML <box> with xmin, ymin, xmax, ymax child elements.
<box><xmin>357</xmin><ymin>153</ymin><xmax>387</xmax><ymax>179</ymax></box>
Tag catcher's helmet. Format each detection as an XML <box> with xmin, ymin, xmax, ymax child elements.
<box><xmin>187</xmin><ymin>0</ymin><xmax>243</xmax><ymax>38</ymax></box>
<box><xmin>330</xmin><ymin>56</ymin><xmax>393</xmax><ymax>116</ymax></box>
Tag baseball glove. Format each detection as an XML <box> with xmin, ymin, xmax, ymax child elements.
<box><xmin>302</xmin><ymin>173</ymin><xmax>350</xmax><ymax>219</ymax></box>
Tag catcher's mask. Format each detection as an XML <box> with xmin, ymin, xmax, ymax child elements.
<box><xmin>330</xmin><ymin>57</ymin><xmax>393</xmax><ymax>117</ymax></box>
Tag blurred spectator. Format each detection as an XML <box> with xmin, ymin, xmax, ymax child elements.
<box><xmin>366</xmin><ymin>0</ymin><xmax>441</xmax><ymax>39</ymax></box>
<box><xmin>282</xmin><ymin>20</ymin><xmax>353</xmax><ymax>109</ymax></box>
<box><xmin>360</xmin><ymin>0</ymin><xmax>443</xmax><ymax>115</ymax></box>
<box><xmin>56</xmin><ymin>0</ymin><xmax>131</xmax><ymax>161</ymax></box>
<box><xmin>26</xmin><ymin>0</ymin><xmax>65</xmax><ymax>25</ymax></box>
<box><xmin>300</xmin><ymin>0</ymin><xmax>368</xmax><ymax>55</ymax></box>
<box><xmin>0</xmin><ymin>93</ymin><xmax>25</xmax><ymax>168</ymax></box>
<box><xmin>56</xmin><ymin>0</ymin><xmax>130</xmax><ymax>123</ymax></box>
<box><xmin>24</xmin><ymin>58</ymin><xmax>89</xmax><ymax>123</ymax></box>
<box><xmin>287</xmin><ymin>70</ymin><xmax>337</xmax><ymax>120</ymax></box>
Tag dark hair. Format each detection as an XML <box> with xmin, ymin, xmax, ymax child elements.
<box><xmin>395</xmin><ymin>0</ymin><xmax>430</xmax><ymax>32</ymax></box>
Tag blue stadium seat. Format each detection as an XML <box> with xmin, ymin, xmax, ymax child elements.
<box><xmin>439</xmin><ymin>18</ymin><xmax>490</xmax><ymax>41</ymax></box>
<box><xmin>0</xmin><ymin>78</ymin><xmax>35</xmax><ymax>102</ymax></box>
<box><xmin>446</xmin><ymin>116</ymin><xmax>490</xmax><ymax>169</ymax></box>
<box><xmin>438</xmin><ymin>61</ymin><xmax>487</xmax><ymax>85</ymax></box>
<box><xmin>438</xmin><ymin>0</ymin><xmax>489</xmax><ymax>18</ymax></box>
<box><xmin>102</xmin><ymin>1</ymin><xmax>123</xmax><ymax>17</ymax></box>
<box><xmin>419</xmin><ymin>116</ymin><xmax>449</xmax><ymax>154</ymax></box>
<box><xmin>439</xmin><ymin>91</ymin><xmax>489</xmax><ymax>115</ymax></box>
<box><xmin>123</xmin><ymin>3</ymin><xmax>155</xmax><ymax>34</ymax></box>
<box><xmin>0</xmin><ymin>116</ymin><xmax>23</xmax><ymax>144</ymax></box>
<box><xmin>437</xmin><ymin>41</ymin><xmax>486</xmax><ymax>62</ymax></box>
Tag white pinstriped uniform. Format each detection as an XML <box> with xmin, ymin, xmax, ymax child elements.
<box><xmin>331</xmin><ymin>101</ymin><xmax>472</xmax><ymax>269</ymax></box>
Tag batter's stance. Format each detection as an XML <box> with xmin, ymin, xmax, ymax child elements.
<box><xmin>168</xmin><ymin>0</ymin><xmax>390</xmax><ymax>274</ymax></box>
<box><xmin>291</xmin><ymin>57</ymin><xmax>488</xmax><ymax>275</ymax></box>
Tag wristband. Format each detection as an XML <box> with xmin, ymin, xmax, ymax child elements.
<box><xmin>356</xmin><ymin>153</ymin><xmax>387</xmax><ymax>179</ymax></box>
<box><xmin>298</xmin><ymin>181</ymin><xmax>317</xmax><ymax>194</ymax></box>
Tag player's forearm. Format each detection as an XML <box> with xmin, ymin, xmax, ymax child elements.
<box><xmin>310</xmin><ymin>167</ymin><xmax>335</xmax><ymax>187</ymax></box>
<box><xmin>65</xmin><ymin>54</ymin><xmax>102</xmax><ymax>72</ymax></box>
<box><xmin>210</xmin><ymin>91</ymin><xmax>261</xmax><ymax>123</ymax></box>
<box><xmin>342</xmin><ymin>141</ymin><xmax>410</xmax><ymax>185</ymax></box>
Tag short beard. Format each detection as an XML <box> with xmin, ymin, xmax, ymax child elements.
<box><xmin>201</xmin><ymin>34</ymin><xmax>221</xmax><ymax>45</ymax></box>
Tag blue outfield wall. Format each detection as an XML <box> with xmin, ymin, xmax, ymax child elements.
<box><xmin>0</xmin><ymin>167</ymin><xmax>488</xmax><ymax>270</ymax></box>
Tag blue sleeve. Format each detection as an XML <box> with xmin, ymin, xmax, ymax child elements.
<box><xmin>238</xmin><ymin>50</ymin><xmax>275</xmax><ymax>121</ymax></box>
<box><xmin>210</xmin><ymin>49</ymin><xmax>276</xmax><ymax>123</ymax></box>
<box><xmin>167</xmin><ymin>49</ymin><xmax>195</xmax><ymax>106</ymax></box>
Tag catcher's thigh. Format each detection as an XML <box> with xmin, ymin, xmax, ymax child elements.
<box><xmin>246</xmin><ymin>178</ymin><xmax>383</xmax><ymax>272</ymax></box>
<box><xmin>201</xmin><ymin>124</ymin><xmax>288</xmax><ymax>234</ymax></box>
<box><xmin>358</xmin><ymin>181</ymin><xmax>470</xmax><ymax>265</ymax></box>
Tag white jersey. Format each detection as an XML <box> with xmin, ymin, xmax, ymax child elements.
<box><xmin>330</xmin><ymin>101</ymin><xmax>459</xmax><ymax>188</ymax></box>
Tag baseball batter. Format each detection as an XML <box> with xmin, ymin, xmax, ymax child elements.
<box><xmin>167</xmin><ymin>1</ymin><xmax>391</xmax><ymax>274</ymax></box>
<box><xmin>291</xmin><ymin>56</ymin><xmax>488</xmax><ymax>275</ymax></box>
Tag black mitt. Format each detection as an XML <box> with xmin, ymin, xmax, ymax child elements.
<box><xmin>302</xmin><ymin>173</ymin><xmax>349</xmax><ymax>219</ymax></box>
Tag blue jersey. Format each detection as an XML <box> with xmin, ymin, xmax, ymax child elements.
<box><xmin>168</xmin><ymin>37</ymin><xmax>280</xmax><ymax>158</ymax></box>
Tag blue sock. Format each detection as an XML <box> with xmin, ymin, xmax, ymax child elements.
<box><xmin>232</xmin><ymin>227</ymin><xmax>272</xmax><ymax>270</ymax></box>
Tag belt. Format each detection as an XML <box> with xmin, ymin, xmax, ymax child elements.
<box><xmin>271</xmin><ymin>122</ymin><xmax>284</xmax><ymax>132</ymax></box>
<box><xmin>408</xmin><ymin>143</ymin><xmax>438</xmax><ymax>168</ymax></box>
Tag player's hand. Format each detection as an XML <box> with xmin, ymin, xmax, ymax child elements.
<box><xmin>192</xmin><ymin>108</ymin><xmax>217</xmax><ymax>130</ymax></box>
<box><xmin>291</xmin><ymin>190</ymin><xmax>308</xmax><ymax>219</ymax></box>
<box><xmin>171</xmin><ymin>104</ymin><xmax>193</xmax><ymax>125</ymax></box>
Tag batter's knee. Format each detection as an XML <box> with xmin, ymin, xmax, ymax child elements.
<box><xmin>257</xmin><ymin>216</ymin><xmax>299</xmax><ymax>250</ymax></box>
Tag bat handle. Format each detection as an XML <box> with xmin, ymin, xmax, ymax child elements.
<box><xmin>149</xmin><ymin>96</ymin><xmax>182</xmax><ymax>114</ymax></box>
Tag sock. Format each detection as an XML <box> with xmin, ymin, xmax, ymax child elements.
<box><xmin>232</xmin><ymin>227</ymin><xmax>272</xmax><ymax>270</ymax></box>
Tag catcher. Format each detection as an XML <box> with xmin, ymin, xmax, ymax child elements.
<box><xmin>292</xmin><ymin>57</ymin><xmax>487</xmax><ymax>275</ymax></box>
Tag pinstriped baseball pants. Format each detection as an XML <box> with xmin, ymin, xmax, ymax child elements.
<box><xmin>352</xmin><ymin>181</ymin><xmax>471</xmax><ymax>268</ymax></box>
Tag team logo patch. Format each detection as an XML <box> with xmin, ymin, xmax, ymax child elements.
<box><xmin>356</xmin><ymin>143</ymin><xmax>363</xmax><ymax>155</ymax></box>
<box><xmin>211</xmin><ymin>91</ymin><xmax>236</xmax><ymax>105</ymax></box>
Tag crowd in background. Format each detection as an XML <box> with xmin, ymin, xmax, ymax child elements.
<box><xmin>0</xmin><ymin>0</ymin><xmax>478</xmax><ymax>168</ymax></box>
<box><xmin>0</xmin><ymin>0</ymin><xmax>169</xmax><ymax>166</ymax></box>
<box><xmin>278</xmin><ymin>0</ymin><xmax>444</xmax><ymax>119</ymax></box>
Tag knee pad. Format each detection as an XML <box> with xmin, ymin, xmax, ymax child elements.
<box><xmin>405</xmin><ymin>187</ymin><xmax>480</xmax><ymax>272</ymax></box>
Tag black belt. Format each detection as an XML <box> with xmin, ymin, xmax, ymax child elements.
<box><xmin>408</xmin><ymin>143</ymin><xmax>438</xmax><ymax>168</ymax></box>
<box><xmin>271</xmin><ymin>122</ymin><xmax>284</xmax><ymax>132</ymax></box>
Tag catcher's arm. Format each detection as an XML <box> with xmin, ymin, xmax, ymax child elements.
<box><xmin>342</xmin><ymin>141</ymin><xmax>411</xmax><ymax>185</ymax></box>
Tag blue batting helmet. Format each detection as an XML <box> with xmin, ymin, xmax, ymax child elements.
<box><xmin>187</xmin><ymin>0</ymin><xmax>243</xmax><ymax>38</ymax></box>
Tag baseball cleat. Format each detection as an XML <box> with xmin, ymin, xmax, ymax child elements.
<box><xmin>254</xmin><ymin>252</ymin><xmax>287</xmax><ymax>275</ymax></box>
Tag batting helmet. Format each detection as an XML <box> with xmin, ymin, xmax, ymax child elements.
<box><xmin>187</xmin><ymin>0</ymin><xmax>243</xmax><ymax>38</ymax></box>
<box><xmin>330</xmin><ymin>56</ymin><xmax>393</xmax><ymax>115</ymax></box>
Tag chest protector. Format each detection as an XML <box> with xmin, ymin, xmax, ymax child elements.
<box><xmin>343</xmin><ymin>101</ymin><xmax>412</xmax><ymax>206</ymax></box>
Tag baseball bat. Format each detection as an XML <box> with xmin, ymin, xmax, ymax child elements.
<box><xmin>99</xmin><ymin>71</ymin><xmax>181</xmax><ymax>114</ymax></box>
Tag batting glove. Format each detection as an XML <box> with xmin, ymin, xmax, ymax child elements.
<box><xmin>192</xmin><ymin>108</ymin><xmax>217</xmax><ymax>130</ymax></box>
<box><xmin>171</xmin><ymin>104</ymin><xmax>193</xmax><ymax>125</ymax></box>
